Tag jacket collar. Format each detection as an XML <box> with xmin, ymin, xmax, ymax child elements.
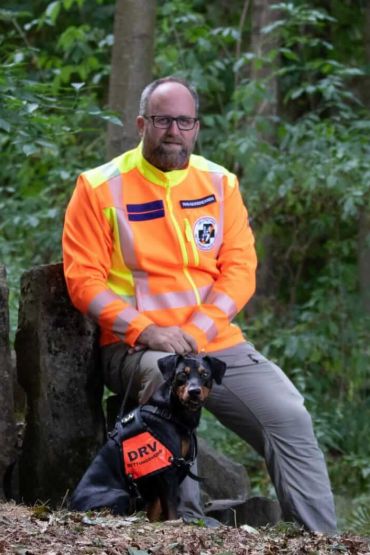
<box><xmin>135</xmin><ymin>143</ymin><xmax>191</xmax><ymax>187</ymax></box>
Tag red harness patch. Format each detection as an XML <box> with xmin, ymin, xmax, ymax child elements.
<box><xmin>122</xmin><ymin>431</ymin><xmax>173</xmax><ymax>479</ymax></box>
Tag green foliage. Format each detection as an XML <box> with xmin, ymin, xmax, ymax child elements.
<box><xmin>345</xmin><ymin>498</ymin><xmax>370</xmax><ymax>536</ymax></box>
<box><xmin>0</xmin><ymin>1</ymin><xmax>118</xmax><ymax>332</ymax></box>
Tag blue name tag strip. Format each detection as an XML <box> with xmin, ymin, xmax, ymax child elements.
<box><xmin>128</xmin><ymin>209</ymin><xmax>165</xmax><ymax>221</ymax></box>
<box><xmin>126</xmin><ymin>200</ymin><xmax>164</xmax><ymax>213</ymax></box>
<box><xmin>180</xmin><ymin>195</ymin><xmax>216</xmax><ymax>209</ymax></box>
<box><xmin>126</xmin><ymin>200</ymin><xmax>165</xmax><ymax>221</ymax></box>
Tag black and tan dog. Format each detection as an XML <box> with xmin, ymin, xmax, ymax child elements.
<box><xmin>69</xmin><ymin>354</ymin><xmax>226</xmax><ymax>521</ymax></box>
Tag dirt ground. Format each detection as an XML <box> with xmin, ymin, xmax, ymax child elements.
<box><xmin>0</xmin><ymin>502</ymin><xmax>369</xmax><ymax>555</ymax></box>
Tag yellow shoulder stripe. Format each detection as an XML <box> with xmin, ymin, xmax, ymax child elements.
<box><xmin>190</xmin><ymin>154</ymin><xmax>237</xmax><ymax>188</ymax></box>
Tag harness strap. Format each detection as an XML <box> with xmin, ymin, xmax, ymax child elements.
<box><xmin>141</xmin><ymin>404</ymin><xmax>198</xmax><ymax>436</ymax></box>
<box><xmin>126</xmin><ymin>473</ymin><xmax>143</xmax><ymax>513</ymax></box>
<box><xmin>169</xmin><ymin>456</ymin><xmax>203</xmax><ymax>482</ymax></box>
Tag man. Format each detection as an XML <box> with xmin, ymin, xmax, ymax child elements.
<box><xmin>62</xmin><ymin>76</ymin><xmax>337</xmax><ymax>532</ymax></box>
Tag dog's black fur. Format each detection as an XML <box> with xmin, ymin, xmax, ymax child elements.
<box><xmin>69</xmin><ymin>354</ymin><xmax>226</xmax><ymax>521</ymax></box>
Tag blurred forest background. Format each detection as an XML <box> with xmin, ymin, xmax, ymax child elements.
<box><xmin>1</xmin><ymin>0</ymin><xmax>369</xmax><ymax>533</ymax></box>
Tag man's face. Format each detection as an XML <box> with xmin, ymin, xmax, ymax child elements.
<box><xmin>137</xmin><ymin>82</ymin><xmax>199</xmax><ymax>172</ymax></box>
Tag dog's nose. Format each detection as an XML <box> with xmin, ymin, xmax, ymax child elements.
<box><xmin>188</xmin><ymin>386</ymin><xmax>202</xmax><ymax>398</ymax></box>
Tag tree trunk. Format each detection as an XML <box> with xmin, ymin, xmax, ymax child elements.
<box><xmin>106</xmin><ymin>0</ymin><xmax>157</xmax><ymax>159</ymax></box>
<box><xmin>0</xmin><ymin>266</ymin><xmax>16</xmax><ymax>500</ymax></box>
<box><xmin>358</xmin><ymin>1</ymin><xmax>370</xmax><ymax>314</ymax></box>
<box><xmin>246</xmin><ymin>0</ymin><xmax>280</xmax><ymax>315</ymax></box>
<box><xmin>358</xmin><ymin>209</ymin><xmax>370</xmax><ymax>313</ymax></box>
<box><xmin>250</xmin><ymin>0</ymin><xmax>279</xmax><ymax>121</ymax></box>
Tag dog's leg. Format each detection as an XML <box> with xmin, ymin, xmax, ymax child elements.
<box><xmin>158</xmin><ymin>474</ymin><xmax>178</xmax><ymax>521</ymax></box>
<box><xmin>146</xmin><ymin>497</ymin><xmax>162</xmax><ymax>522</ymax></box>
<box><xmin>146</xmin><ymin>474</ymin><xmax>179</xmax><ymax>521</ymax></box>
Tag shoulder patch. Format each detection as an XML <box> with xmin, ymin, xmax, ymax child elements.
<box><xmin>194</xmin><ymin>217</ymin><xmax>217</xmax><ymax>250</ymax></box>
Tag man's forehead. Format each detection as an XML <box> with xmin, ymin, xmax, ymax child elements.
<box><xmin>148</xmin><ymin>82</ymin><xmax>196</xmax><ymax>112</ymax></box>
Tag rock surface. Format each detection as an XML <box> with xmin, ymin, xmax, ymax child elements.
<box><xmin>205</xmin><ymin>496</ymin><xmax>282</xmax><ymax>527</ymax></box>
<box><xmin>0</xmin><ymin>266</ymin><xmax>16</xmax><ymax>500</ymax></box>
<box><xmin>198</xmin><ymin>438</ymin><xmax>281</xmax><ymax>526</ymax></box>
<box><xmin>198</xmin><ymin>437</ymin><xmax>250</xmax><ymax>503</ymax></box>
<box><xmin>15</xmin><ymin>263</ymin><xmax>105</xmax><ymax>506</ymax></box>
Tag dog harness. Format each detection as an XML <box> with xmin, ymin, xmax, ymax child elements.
<box><xmin>109</xmin><ymin>404</ymin><xmax>200</xmax><ymax>491</ymax></box>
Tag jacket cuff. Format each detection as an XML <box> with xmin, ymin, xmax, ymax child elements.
<box><xmin>124</xmin><ymin>317</ymin><xmax>154</xmax><ymax>347</ymax></box>
<box><xmin>181</xmin><ymin>323</ymin><xmax>206</xmax><ymax>352</ymax></box>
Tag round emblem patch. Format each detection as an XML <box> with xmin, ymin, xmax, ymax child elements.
<box><xmin>194</xmin><ymin>217</ymin><xmax>217</xmax><ymax>250</ymax></box>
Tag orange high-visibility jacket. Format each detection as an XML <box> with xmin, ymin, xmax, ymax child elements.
<box><xmin>62</xmin><ymin>144</ymin><xmax>257</xmax><ymax>352</ymax></box>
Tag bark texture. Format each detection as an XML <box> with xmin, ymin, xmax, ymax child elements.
<box><xmin>250</xmin><ymin>0</ymin><xmax>279</xmax><ymax>119</ymax></box>
<box><xmin>106</xmin><ymin>0</ymin><xmax>157</xmax><ymax>159</ymax></box>
<box><xmin>0</xmin><ymin>265</ymin><xmax>16</xmax><ymax>500</ymax></box>
<box><xmin>15</xmin><ymin>263</ymin><xmax>105</xmax><ymax>506</ymax></box>
<box><xmin>247</xmin><ymin>0</ymin><xmax>280</xmax><ymax>314</ymax></box>
<box><xmin>358</xmin><ymin>2</ymin><xmax>370</xmax><ymax>314</ymax></box>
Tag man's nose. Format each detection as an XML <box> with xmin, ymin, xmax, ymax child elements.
<box><xmin>167</xmin><ymin>119</ymin><xmax>181</xmax><ymax>134</ymax></box>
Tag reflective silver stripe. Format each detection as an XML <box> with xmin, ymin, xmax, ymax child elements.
<box><xmin>140</xmin><ymin>289</ymin><xmax>197</xmax><ymax>311</ymax></box>
<box><xmin>109</xmin><ymin>175</ymin><xmax>138</xmax><ymax>270</ymax></box>
<box><xmin>206</xmin><ymin>290</ymin><xmax>237</xmax><ymax>319</ymax></box>
<box><xmin>88</xmin><ymin>290</ymin><xmax>122</xmax><ymax>319</ymax></box>
<box><xmin>108</xmin><ymin>175</ymin><xmax>151</xmax><ymax>298</ymax></box>
<box><xmin>113</xmin><ymin>306</ymin><xmax>139</xmax><ymax>338</ymax></box>
<box><xmin>137</xmin><ymin>284</ymin><xmax>212</xmax><ymax>312</ymax></box>
<box><xmin>118</xmin><ymin>294</ymin><xmax>136</xmax><ymax>306</ymax></box>
<box><xmin>133</xmin><ymin>270</ymin><xmax>150</xmax><ymax>296</ymax></box>
<box><xmin>199</xmin><ymin>284</ymin><xmax>213</xmax><ymax>301</ymax></box>
<box><xmin>108</xmin><ymin>173</ymin><xmax>123</xmax><ymax>206</ymax></box>
<box><xmin>190</xmin><ymin>312</ymin><xmax>217</xmax><ymax>342</ymax></box>
<box><xmin>101</xmin><ymin>160</ymin><xmax>121</xmax><ymax>181</ymax></box>
<box><xmin>209</xmin><ymin>171</ymin><xmax>224</xmax><ymax>255</ymax></box>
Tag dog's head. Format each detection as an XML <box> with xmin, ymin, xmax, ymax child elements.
<box><xmin>158</xmin><ymin>354</ymin><xmax>226</xmax><ymax>412</ymax></box>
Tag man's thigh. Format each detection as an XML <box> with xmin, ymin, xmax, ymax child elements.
<box><xmin>205</xmin><ymin>342</ymin><xmax>307</xmax><ymax>454</ymax></box>
<box><xmin>101</xmin><ymin>343</ymin><xmax>169</xmax><ymax>405</ymax></box>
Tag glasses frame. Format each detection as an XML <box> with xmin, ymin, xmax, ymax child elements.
<box><xmin>144</xmin><ymin>115</ymin><xmax>199</xmax><ymax>131</ymax></box>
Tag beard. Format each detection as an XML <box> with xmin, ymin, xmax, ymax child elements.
<box><xmin>142</xmin><ymin>134</ymin><xmax>197</xmax><ymax>172</ymax></box>
<box><xmin>149</xmin><ymin>143</ymin><xmax>189</xmax><ymax>171</ymax></box>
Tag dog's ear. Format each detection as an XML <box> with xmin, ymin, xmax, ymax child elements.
<box><xmin>157</xmin><ymin>355</ymin><xmax>181</xmax><ymax>382</ymax></box>
<box><xmin>203</xmin><ymin>356</ymin><xmax>226</xmax><ymax>385</ymax></box>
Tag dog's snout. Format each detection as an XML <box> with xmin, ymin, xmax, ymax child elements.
<box><xmin>188</xmin><ymin>386</ymin><xmax>202</xmax><ymax>398</ymax></box>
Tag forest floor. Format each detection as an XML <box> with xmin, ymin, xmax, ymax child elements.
<box><xmin>0</xmin><ymin>502</ymin><xmax>369</xmax><ymax>555</ymax></box>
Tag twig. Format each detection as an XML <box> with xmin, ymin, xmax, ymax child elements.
<box><xmin>235</xmin><ymin>0</ymin><xmax>251</xmax><ymax>87</ymax></box>
<box><xmin>59</xmin><ymin>489</ymin><xmax>70</xmax><ymax>510</ymax></box>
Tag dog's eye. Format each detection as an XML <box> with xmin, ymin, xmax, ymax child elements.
<box><xmin>175</xmin><ymin>372</ymin><xmax>188</xmax><ymax>385</ymax></box>
<box><xmin>200</xmin><ymin>370</ymin><xmax>211</xmax><ymax>381</ymax></box>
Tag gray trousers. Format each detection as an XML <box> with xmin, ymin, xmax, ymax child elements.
<box><xmin>101</xmin><ymin>341</ymin><xmax>337</xmax><ymax>533</ymax></box>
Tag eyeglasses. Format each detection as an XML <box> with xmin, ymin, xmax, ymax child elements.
<box><xmin>144</xmin><ymin>115</ymin><xmax>198</xmax><ymax>131</ymax></box>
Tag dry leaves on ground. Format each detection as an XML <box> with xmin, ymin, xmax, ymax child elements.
<box><xmin>0</xmin><ymin>502</ymin><xmax>369</xmax><ymax>555</ymax></box>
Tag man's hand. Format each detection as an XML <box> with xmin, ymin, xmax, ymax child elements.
<box><xmin>131</xmin><ymin>324</ymin><xmax>197</xmax><ymax>354</ymax></box>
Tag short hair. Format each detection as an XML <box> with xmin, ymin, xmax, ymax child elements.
<box><xmin>139</xmin><ymin>76</ymin><xmax>199</xmax><ymax>116</ymax></box>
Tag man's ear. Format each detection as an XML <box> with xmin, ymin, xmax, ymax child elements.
<box><xmin>157</xmin><ymin>355</ymin><xmax>181</xmax><ymax>382</ymax></box>
<box><xmin>136</xmin><ymin>115</ymin><xmax>145</xmax><ymax>137</ymax></box>
<box><xmin>203</xmin><ymin>356</ymin><xmax>226</xmax><ymax>385</ymax></box>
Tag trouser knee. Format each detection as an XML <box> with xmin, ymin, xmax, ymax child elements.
<box><xmin>137</xmin><ymin>354</ymin><xmax>164</xmax><ymax>404</ymax></box>
<box><xmin>100</xmin><ymin>344</ymin><xmax>165</xmax><ymax>405</ymax></box>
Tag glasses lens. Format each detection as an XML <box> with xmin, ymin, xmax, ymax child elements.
<box><xmin>152</xmin><ymin>116</ymin><xmax>171</xmax><ymax>128</ymax></box>
<box><xmin>151</xmin><ymin>116</ymin><xmax>196</xmax><ymax>130</ymax></box>
<box><xmin>177</xmin><ymin>117</ymin><xmax>196</xmax><ymax>130</ymax></box>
